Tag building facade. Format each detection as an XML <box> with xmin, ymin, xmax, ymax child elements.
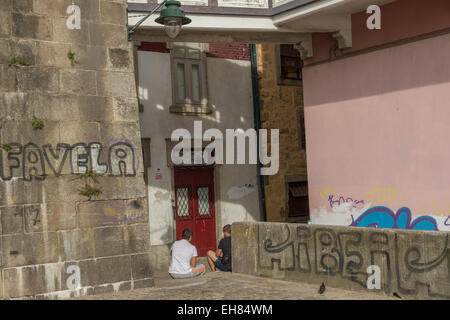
<box><xmin>136</xmin><ymin>42</ymin><xmax>262</xmax><ymax>269</ymax></box>
<box><xmin>302</xmin><ymin>0</ymin><xmax>450</xmax><ymax>232</ymax></box>
<box><xmin>256</xmin><ymin>44</ymin><xmax>308</xmax><ymax>223</ymax></box>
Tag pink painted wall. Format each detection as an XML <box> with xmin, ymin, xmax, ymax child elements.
<box><xmin>303</xmin><ymin>32</ymin><xmax>450</xmax><ymax>231</ymax></box>
<box><xmin>305</xmin><ymin>0</ymin><xmax>450</xmax><ymax>66</ymax></box>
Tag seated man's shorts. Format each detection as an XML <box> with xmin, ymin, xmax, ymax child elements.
<box><xmin>214</xmin><ymin>259</ymin><xmax>231</xmax><ymax>272</ymax></box>
<box><xmin>170</xmin><ymin>264</ymin><xmax>206</xmax><ymax>279</ymax></box>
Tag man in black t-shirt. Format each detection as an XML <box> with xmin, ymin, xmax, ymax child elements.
<box><xmin>207</xmin><ymin>224</ymin><xmax>232</xmax><ymax>272</ymax></box>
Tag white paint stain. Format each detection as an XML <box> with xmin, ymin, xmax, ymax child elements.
<box><xmin>227</xmin><ymin>185</ymin><xmax>255</xmax><ymax>200</ymax></box>
<box><xmin>311</xmin><ymin>203</ymin><xmax>373</xmax><ymax>226</ymax></box>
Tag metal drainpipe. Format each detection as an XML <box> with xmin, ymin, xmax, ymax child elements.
<box><xmin>250</xmin><ymin>44</ymin><xmax>267</xmax><ymax>222</ymax></box>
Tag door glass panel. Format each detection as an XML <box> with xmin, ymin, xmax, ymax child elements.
<box><xmin>176</xmin><ymin>63</ymin><xmax>186</xmax><ymax>101</ymax></box>
<box><xmin>197</xmin><ymin>187</ymin><xmax>210</xmax><ymax>216</ymax></box>
<box><xmin>192</xmin><ymin>64</ymin><xmax>200</xmax><ymax>102</ymax></box>
<box><xmin>176</xmin><ymin>187</ymin><xmax>190</xmax><ymax>217</ymax></box>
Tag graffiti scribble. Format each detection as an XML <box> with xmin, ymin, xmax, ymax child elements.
<box><xmin>328</xmin><ymin>194</ymin><xmax>365</xmax><ymax>209</ymax></box>
<box><xmin>350</xmin><ymin>206</ymin><xmax>439</xmax><ymax>231</ymax></box>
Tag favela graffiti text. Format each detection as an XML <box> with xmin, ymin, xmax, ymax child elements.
<box><xmin>0</xmin><ymin>141</ymin><xmax>136</xmax><ymax>181</ymax></box>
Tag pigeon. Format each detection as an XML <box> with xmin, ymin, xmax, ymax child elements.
<box><xmin>318</xmin><ymin>282</ymin><xmax>326</xmax><ymax>294</ymax></box>
<box><xmin>393</xmin><ymin>292</ymin><xmax>401</xmax><ymax>299</ymax></box>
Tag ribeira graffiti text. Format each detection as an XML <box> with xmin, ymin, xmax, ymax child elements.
<box><xmin>257</xmin><ymin>224</ymin><xmax>450</xmax><ymax>299</ymax></box>
<box><xmin>0</xmin><ymin>141</ymin><xmax>136</xmax><ymax>181</ymax></box>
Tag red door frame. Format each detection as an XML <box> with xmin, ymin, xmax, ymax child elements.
<box><xmin>173</xmin><ymin>165</ymin><xmax>216</xmax><ymax>257</ymax></box>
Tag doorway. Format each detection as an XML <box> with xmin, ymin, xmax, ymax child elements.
<box><xmin>173</xmin><ymin>166</ymin><xmax>216</xmax><ymax>257</ymax></box>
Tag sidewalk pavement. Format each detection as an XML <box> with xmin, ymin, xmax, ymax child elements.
<box><xmin>72</xmin><ymin>270</ymin><xmax>396</xmax><ymax>300</ymax></box>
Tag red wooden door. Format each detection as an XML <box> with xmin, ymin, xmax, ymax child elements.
<box><xmin>174</xmin><ymin>166</ymin><xmax>216</xmax><ymax>257</ymax></box>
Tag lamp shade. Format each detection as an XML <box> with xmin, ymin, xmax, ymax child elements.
<box><xmin>155</xmin><ymin>1</ymin><xmax>191</xmax><ymax>38</ymax></box>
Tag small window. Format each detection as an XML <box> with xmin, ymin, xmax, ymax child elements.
<box><xmin>288</xmin><ymin>181</ymin><xmax>309</xmax><ymax>219</ymax></box>
<box><xmin>170</xmin><ymin>43</ymin><xmax>210</xmax><ymax>114</ymax></box>
<box><xmin>277</xmin><ymin>44</ymin><xmax>303</xmax><ymax>86</ymax></box>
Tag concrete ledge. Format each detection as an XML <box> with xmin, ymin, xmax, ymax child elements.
<box><xmin>232</xmin><ymin>222</ymin><xmax>450</xmax><ymax>300</ymax></box>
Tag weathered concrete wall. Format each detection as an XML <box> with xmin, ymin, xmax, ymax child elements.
<box><xmin>0</xmin><ymin>0</ymin><xmax>153</xmax><ymax>299</ymax></box>
<box><xmin>257</xmin><ymin>44</ymin><xmax>307</xmax><ymax>222</ymax></box>
<box><xmin>232</xmin><ymin>222</ymin><xmax>450</xmax><ymax>299</ymax></box>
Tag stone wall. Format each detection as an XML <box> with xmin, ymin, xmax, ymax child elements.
<box><xmin>0</xmin><ymin>0</ymin><xmax>153</xmax><ymax>299</ymax></box>
<box><xmin>232</xmin><ymin>222</ymin><xmax>450</xmax><ymax>299</ymax></box>
<box><xmin>257</xmin><ymin>44</ymin><xmax>307</xmax><ymax>222</ymax></box>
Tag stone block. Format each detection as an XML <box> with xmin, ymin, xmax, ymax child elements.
<box><xmin>12</xmin><ymin>13</ymin><xmax>52</xmax><ymax>41</ymax></box>
<box><xmin>231</xmin><ymin>222</ymin><xmax>258</xmax><ymax>275</ymax></box>
<box><xmin>96</xmin><ymin>71</ymin><xmax>136</xmax><ymax>98</ymax></box>
<box><xmin>89</xmin><ymin>23</ymin><xmax>127</xmax><ymax>47</ymax></box>
<box><xmin>99</xmin><ymin>122</ymin><xmax>142</xmax><ymax>153</ymax></box>
<box><xmin>0</xmin><ymin>38</ymin><xmax>10</xmax><ymax>64</ymax></box>
<box><xmin>131</xmin><ymin>253</ymin><xmax>153</xmax><ymax>280</ymax></box>
<box><xmin>0</xmin><ymin>205</ymin><xmax>24</xmax><ymax>235</ymax></box>
<box><xmin>3</xmin><ymin>266</ymin><xmax>47</xmax><ymax>298</ymax></box>
<box><xmin>9</xmin><ymin>39</ymin><xmax>36</xmax><ymax>66</ymax></box>
<box><xmin>31</xmin><ymin>94</ymin><xmax>80</xmax><ymax>122</ymax></box>
<box><xmin>0</xmin><ymin>92</ymin><xmax>33</xmax><ymax>121</ymax></box>
<box><xmin>0</xmin><ymin>64</ymin><xmax>17</xmax><ymax>92</ymax></box>
<box><xmin>100</xmin><ymin>1</ymin><xmax>127</xmax><ymax>26</ymax></box>
<box><xmin>41</xmin><ymin>176</ymin><xmax>86</xmax><ymax>203</ymax></box>
<box><xmin>0</xmin><ymin>10</ymin><xmax>11</xmax><ymax>39</ymax></box>
<box><xmin>0</xmin><ymin>0</ymin><xmax>12</xmax><ymax>11</ymax></box>
<box><xmin>93</xmin><ymin>225</ymin><xmax>127</xmax><ymax>257</ymax></box>
<box><xmin>2</xmin><ymin>120</ymin><xmax>61</xmax><ymax>146</ymax></box>
<box><xmin>77</xmin><ymin>200</ymin><xmax>126</xmax><ymax>229</ymax></box>
<box><xmin>77</xmin><ymin>95</ymin><xmax>114</xmax><ymax>122</ymax></box>
<box><xmin>16</xmin><ymin>66</ymin><xmax>59</xmax><ymax>93</ymax></box>
<box><xmin>133</xmin><ymin>278</ymin><xmax>155</xmax><ymax>289</ymax></box>
<box><xmin>12</xmin><ymin>0</ymin><xmax>33</xmax><ymax>13</ymax></box>
<box><xmin>59</xmin><ymin>121</ymin><xmax>99</xmax><ymax>142</ymax></box>
<box><xmin>23</xmin><ymin>202</ymin><xmax>77</xmax><ymax>233</ymax></box>
<box><xmin>68</xmin><ymin>45</ymin><xmax>107</xmax><ymax>71</ymax></box>
<box><xmin>32</xmin><ymin>0</ymin><xmax>67</xmax><ymax>17</ymax></box>
<box><xmin>112</xmin><ymin>97</ymin><xmax>139</xmax><ymax>121</ymax></box>
<box><xmin>97</xmin><ymin>255</ymin><xmax>132</xmax><ymax>285</ymax></box>
<box><xmin>35</xmin><ymin>41</ymin><xmax>72</xmax><ymax>68</ymax></box>
<box><xmin>0</xmin><ymin>179</ymin><xmax>44</xmax><ymax>206</ymax></box>
<box><xmin>52</xmin><ymin>17</ymin><xmax>90</xmax><ymax>45</ymax></box>
<box><xmin>60</xmin><ymin>69</ymin><xmax>97</xmax><ymax>95</ymax></box>
<box><xmin>58</xmin><ymin>229</ymin><xmax>95</xmax><ymax>261</ymax></box>
<box><xmin>2</xmin><ymin>232</ymin><xmax>60</xmax><ymax>267</ymax></box>
<box><xmin>108</xmin><ymin>47</ymin><xmax>132</xmax><ymax>71</ymax></box>
<box><xmin>79</xmin><ymin>255</ymin><xmax>131</xmax><ymax>286</ymax></box>
<box><xmin>125</xmin><ymin>223</ymin><xmax>151</xmax><ymax>254</ymax></box>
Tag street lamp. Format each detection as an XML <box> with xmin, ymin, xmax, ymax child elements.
<box><xmin>128</xmin><ymin>0</ymin><xmax>191</xmax><ymax>40</ymax></box>
<box><xmin>155</xmin><ymin>1</ymin><xmax>192</xmax><ymax>39</ymax></box>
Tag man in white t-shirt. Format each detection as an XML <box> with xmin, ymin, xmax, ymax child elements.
<box><xmin>169</xmin><ymin>228</ymin><xmax>206</xmax><ymax>279</ymax></box>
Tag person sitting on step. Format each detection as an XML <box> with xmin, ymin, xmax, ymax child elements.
<box><xmin>207</xmin><ymin>224</ymin><xmax>232</xmax><ymax>272</ymax></box>
<box><xmin>169</xmin><ymin>228</ymin><xmax>206</xmax><ymax>279</ymax></box>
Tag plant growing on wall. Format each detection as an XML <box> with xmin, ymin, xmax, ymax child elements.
<box><xmin>32</xmin><ymin>116</ymin><xmax>44</xmax><ymax>130</ymax></box>
<box><xmin>8</xmin><ymin>57</ymin><xmax>30</xmax><ymax>67</ymax></box>
<box><xmin>2</xmin><ymin>144</ymin><xmax>12</xmax><ymax>153</ymax></box>
<box><xmin>75</xmin><ymin>170</ymin><xmax>103</xmax><ymax>201</ymax></box>
<box><xmin>67</xmin><ymin>51</ymin><xmax>79</xmax><ymax>66</ymax></box>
